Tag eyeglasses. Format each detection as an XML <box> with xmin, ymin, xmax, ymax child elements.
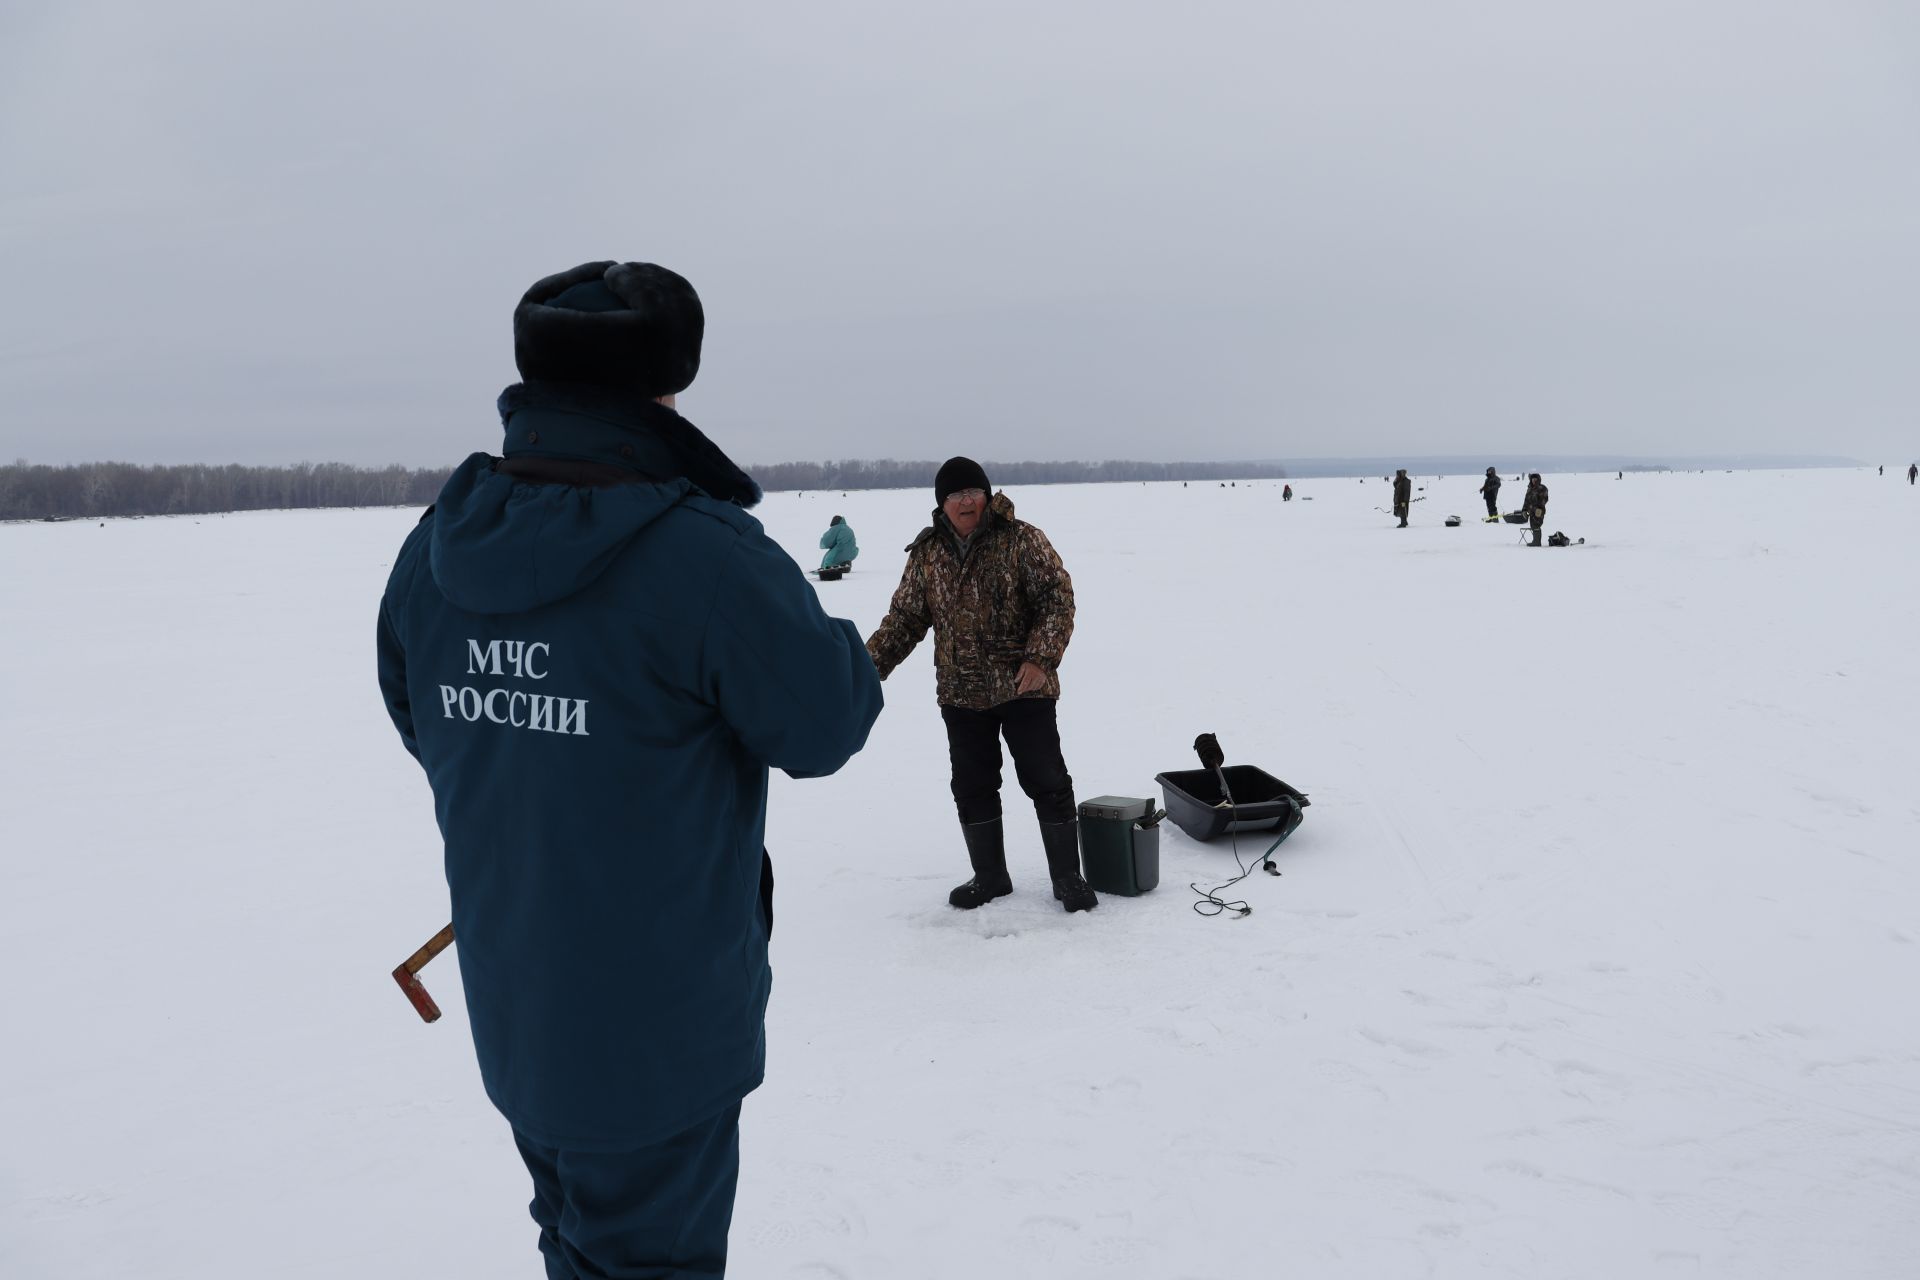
<box><xmin>944</xmin><ymin>489</ymin><xmax>986</xmax><ymax>504</ymax></box>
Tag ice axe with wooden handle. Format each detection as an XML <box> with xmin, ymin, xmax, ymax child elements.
<box><xmin>392</xmin><ymin>923</ymin><xmax>454</xmax><ymax>1023</ymax></box>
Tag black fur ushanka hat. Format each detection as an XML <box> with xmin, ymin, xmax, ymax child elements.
<box><xmin>512</xmin><ymin>261</ymin><xmax>704</xmax><ymax>396</ymax></box>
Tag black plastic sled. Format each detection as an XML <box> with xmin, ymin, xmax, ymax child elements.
<box><xmin>1155</xmin><ymin>765</ymin><xmax>1310</xmax><ymax>842</ymax></box>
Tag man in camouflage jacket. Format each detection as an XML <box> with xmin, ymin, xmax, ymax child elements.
<box><xmin>1522</xmin><ymin>473</ymin><xmax>1549</xmax><ymax>546</ymax></box>
<box><xmin>866</xmin><ymin>456</ymin><xmax>1096</xmax><ymax>912</ymax></box>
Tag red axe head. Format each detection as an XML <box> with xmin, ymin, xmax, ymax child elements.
<box><xmin>392</xmin><ymin>963</ymin><xmax>443</xmax><ymax>1023</ymax></box>
<box><xmin>393</xmin><ymin>924</ymin><xmax>454</xmax><ymax>1024</ymax></box>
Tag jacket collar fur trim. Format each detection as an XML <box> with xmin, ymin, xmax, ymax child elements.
<box><xmin>908</xmin><ymin>490</ymin><xmax>1016</xmax><ymax>554</ymax></box>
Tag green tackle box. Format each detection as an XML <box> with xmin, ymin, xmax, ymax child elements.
<box><xmin>1077</xmin><ymin>795</ymin><xmax>1162</xmax><ymax>896</ymax></box>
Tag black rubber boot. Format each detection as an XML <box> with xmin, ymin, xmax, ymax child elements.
<box><xmin>949</xmin><ymin>818</ymin><xmax>1014</xmax><ymax>909</ymax></box>
<box><xmin>1040</xmin><ymin>819</ymin><xmax>1098</xmax><ymax>913</ymax></box>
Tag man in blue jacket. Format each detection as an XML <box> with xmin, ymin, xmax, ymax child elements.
<box><xmin>377</xmin><ymin>260</ymin><xmax>882</xmax><ymax>1279</ymax></box>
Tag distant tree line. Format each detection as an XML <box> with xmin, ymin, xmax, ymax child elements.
<box><xmin>2</xmin><ymin>457</ymin><xmax>1291</xmax><ymax>520</ymax></box>
<box><xmin>0</xmin><ymin>461</ymin><xmax>447</xmax><ymax>521</ymax></box>
<box><xmin>752</xmin><ymin>457</ymin><xmax>1288</xmax><ymax>492</ymax></box>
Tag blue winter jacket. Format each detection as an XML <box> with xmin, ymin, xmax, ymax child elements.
<box><xmin>377</xmin><ymin>385</ymin><xmax>882</xmax><ymax>1150</ymax></box>
<box><xmin>818</xmin><ymin>520</ymin><xmax>858</xmax><ymax>569</ymax></box>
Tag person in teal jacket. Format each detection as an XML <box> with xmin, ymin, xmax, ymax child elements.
<box><xmin>818</xmin><ymin>515</ymin><xmax>858</xmax><ymax>570</ymax></box>
<box><xmin>376</xmin><ymin>260</ymin><xmax>882</xmax><ymax>1279</ymax></box>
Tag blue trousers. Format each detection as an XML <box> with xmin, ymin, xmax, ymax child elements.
<box><xmin>512</xmin><ymin>1103</ymin><xmax>741</xmax><ymax>1279</ymax></box>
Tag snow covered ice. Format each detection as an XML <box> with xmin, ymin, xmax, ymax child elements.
<box><xmin>3</xmin><ymin>467</ymin><xmax>1918</xmax><ymax>1278</ymax></box>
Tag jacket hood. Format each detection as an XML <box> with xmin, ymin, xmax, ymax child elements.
<box><xmin>428</xmin><ymin>452</ymin><xmax>695</xmax><ymax>614</ymax></box>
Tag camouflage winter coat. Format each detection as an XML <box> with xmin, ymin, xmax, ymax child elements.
<box><xmin>866</xmin><ymin>492</ymin><xmax>1074</xmax><ymax>710</ymax></box>
<box><xmin>1523</xmin><ymin>480</ymin><xmax>1549</xmax><ymax>523</ymax></box>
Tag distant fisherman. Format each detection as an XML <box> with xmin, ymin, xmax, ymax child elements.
<box><xmin>1392</xmin><ymin>469</ymin><xmax>1412</xmax><ymax>528</ymax></box>
<box><xmin>1522</xmin><ymin>472</ymin><xmax>1549</xmax><ymax>547</ymax></box>
<box><xmin>1479</xmin><ymin>467</ymin><xmax>1501</xmax><ymax>519</ymax></box>
<box><xmin>818</xmin><ymin>514</ymin><xmax>858</xmax><ymax>573</ymax></box>
<box><xmin>1909</xmin><ymin>463</ymin><xmax>1916</xmax><ymax>485</ymax></box>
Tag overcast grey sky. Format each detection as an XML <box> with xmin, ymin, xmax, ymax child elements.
<box><xmin>3</xmin><ymin>1</ymin><xmax>1916</xmax><ymax>467</ymax></box>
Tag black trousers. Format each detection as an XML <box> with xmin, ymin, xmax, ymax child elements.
<box><xmin>941</xmin><ymin>698</ymin><xmax>1076</xmax><ymax>825</ymax></box>
<box><xmin>1484</xmin><ymin>494</ymin><xmax>1499</xmax><ymax>517</ymax></box>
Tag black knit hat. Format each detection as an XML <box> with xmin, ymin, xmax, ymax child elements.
<box><xmin>513</xmin><ymin>261</ymin><xmax>703</xmax><ymax>395</ymax></box>
<box><xmin>934</xmin><ymin>456</ymin><xmax>991</xmax><ymax>504</ymax></box>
